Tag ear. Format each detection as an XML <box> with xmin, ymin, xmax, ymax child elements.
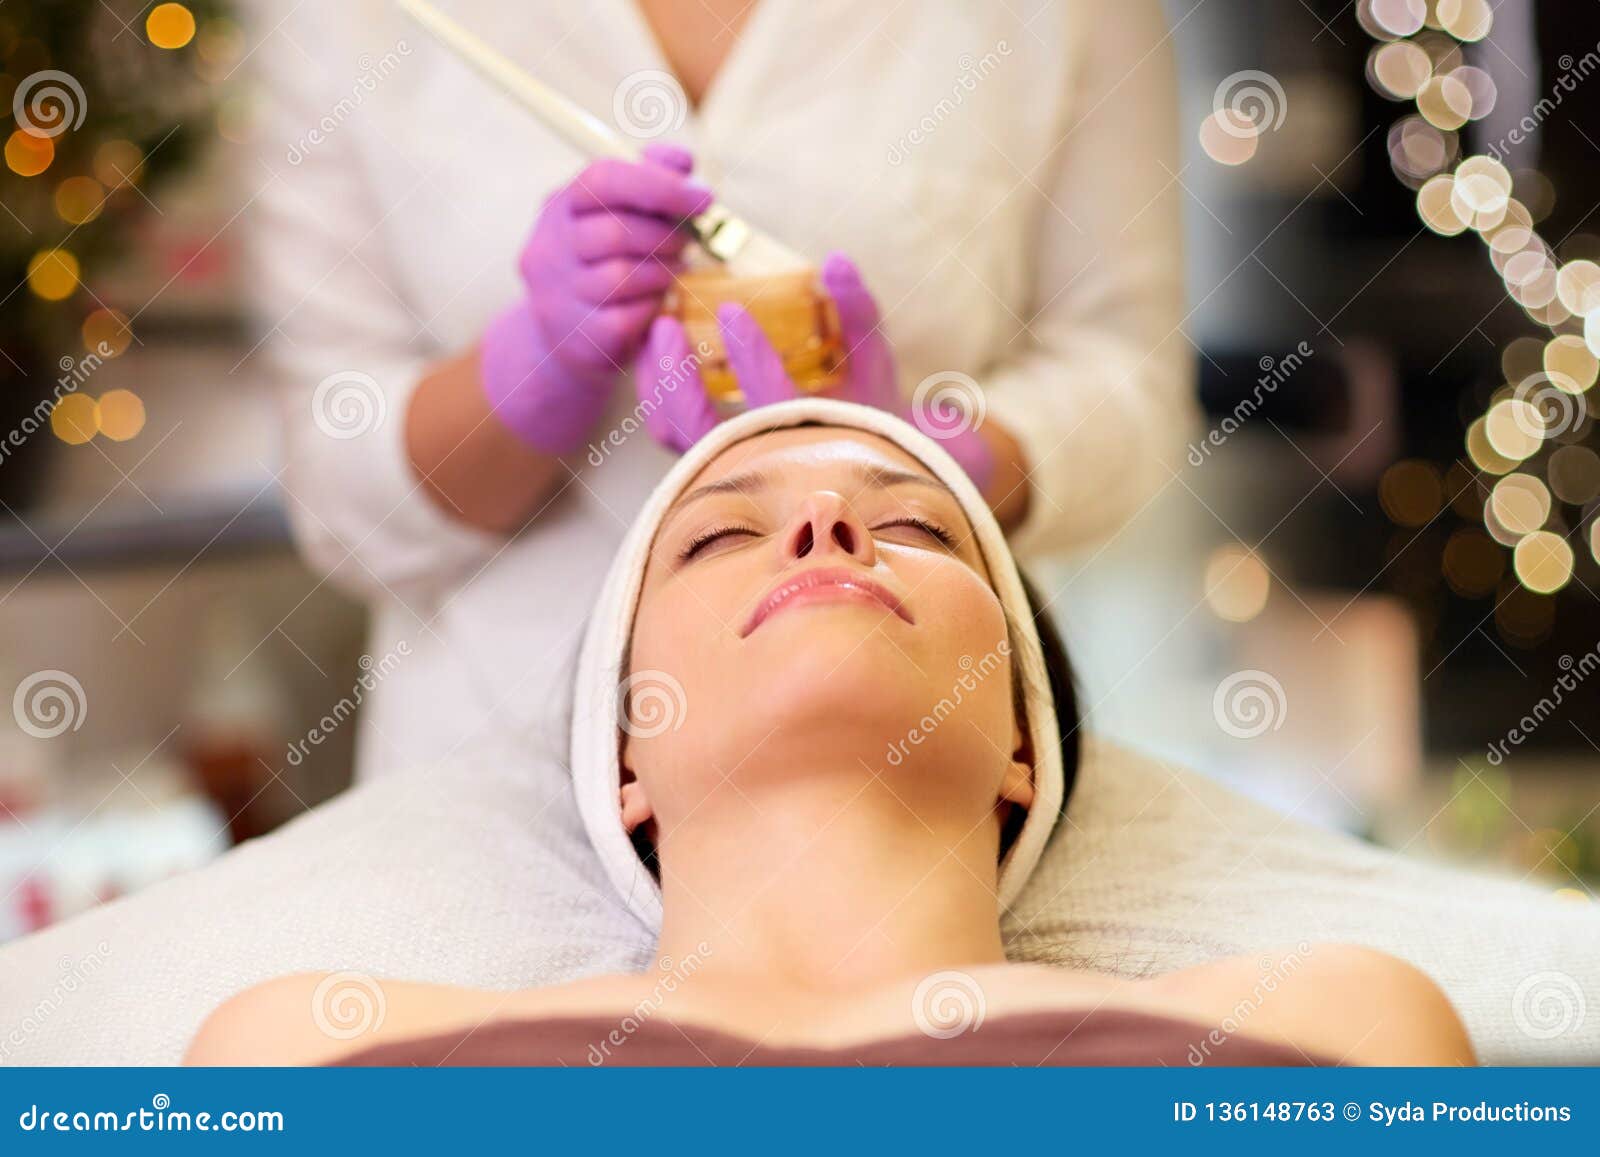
<box><xmin>998</xmin><ymin>758</ymin><xmax>1035</xmax><ymax>811</ymax></box>
<box><xmin>999</xmin><ymin>710</ymin><xmax>1035</xmax><ymax>811</ymax></box>
<box><xmin>620</xmin><ymin>778</ymin><xmax>655</xmax><ymax>834</ymax></box>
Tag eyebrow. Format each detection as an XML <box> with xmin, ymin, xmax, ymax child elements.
<box><xmin>670</xmin><ymin>461</ymin><xmax>947</xmax><ymax>515</ymax></box>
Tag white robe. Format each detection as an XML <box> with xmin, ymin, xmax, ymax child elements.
<box><xmin>249</xmin><ymin>0</ymin><xmax>1194</xmax><ymax>778</ymax></box>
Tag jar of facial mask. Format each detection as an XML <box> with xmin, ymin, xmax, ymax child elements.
<box><xmin>666</xmin><ymin>266</ymin><xmax>844</xmax><ymax>406</ymax></box>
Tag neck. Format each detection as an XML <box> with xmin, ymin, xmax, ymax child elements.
<box><xmin>653</xmin><ymin>769</ymin><xmax>1007</xmax><ymax>993</ymax></box>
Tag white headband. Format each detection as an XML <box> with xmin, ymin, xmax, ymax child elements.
<box><xmin>570</xmin><ymin>399</ymin><xmax>1064</xmax><ymax>933</ymax></box>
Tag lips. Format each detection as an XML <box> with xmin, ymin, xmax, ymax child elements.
<box><xmin>739</xmin><ymin>567</ymin><xmax>913</xmax><ymax>637</ymax></box>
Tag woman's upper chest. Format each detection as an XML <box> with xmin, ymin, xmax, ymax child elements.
<box><xmin>634</xmin><ymin>0</ymin><xmax>752</xmax><ymax>107</ymax></box>
<box><xmin>360</xmin><ymin>1</ymin><xmax>1087</xmax><ymax>374</ymax></box>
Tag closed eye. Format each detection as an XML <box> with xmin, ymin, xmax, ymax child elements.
<box><xmin>679</xmin><ymin>522</ymin><xmax>761</xmax><ymax>561</ymax></box>
<box><xmin>872</xmin><ymin>516</ymin><xmax>956</xmax><ymax>548</ymax></box>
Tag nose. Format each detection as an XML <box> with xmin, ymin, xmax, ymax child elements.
<box><xmin>782</xmin><ymin>491</ymin><xmax>876</xmax><ymax>565</ymax></box>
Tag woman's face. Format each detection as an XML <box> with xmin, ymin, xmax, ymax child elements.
<box><xmin>622</xmin><ymin>425</ymin><xmax>1033</xmax><ymax>842</ymax></box>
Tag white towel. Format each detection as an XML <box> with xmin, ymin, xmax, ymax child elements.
<box><xmin>570</xmin><ymin>398</ymin><xmax>1064</xmax><ymax>933</ymax></box>
<box><xmin>1</xmin><ymin>731</ymin><xmax>1593</xmax><ymax>1063</ymax></box>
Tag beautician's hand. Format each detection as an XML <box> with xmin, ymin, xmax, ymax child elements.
<box><xmin>635</xmin><ymin>253</ymin><xmax>996</xmax><ymax>489</ymax></box>
<box><xmin>480</xmin><ymin>145</ymin><xmax>714</xmax><ymax>454</ymax></box>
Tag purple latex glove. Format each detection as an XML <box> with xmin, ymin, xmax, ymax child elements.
<box><xmin>481</xmin><ymin>144</ymin><xmax>714</xmax><ymax>455</ymax></box>
<box><xmin>633</xmin><ymin>252</ymin><xmax>995</xmax><ymax>490</ymax></box>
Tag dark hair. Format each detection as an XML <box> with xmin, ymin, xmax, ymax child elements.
<box><xmin>629</xmin><ymin>568</ymin><xmax>1081</xmax><ymax>874</ymax></box>
<box><xmin>1002</xmin><ymin>571</ymin><xmax>1080</xmax><ymax>853</ymax></box>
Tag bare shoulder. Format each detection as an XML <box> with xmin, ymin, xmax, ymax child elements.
<box><xmin>1148</xmin><ymin>943</ymin><xmax>1476</xmax><ymax>1066</ymax></box>
<box><xmin>187</xmin><ymin>973</ymin><xmax>346</xmax><ymax>1066</ymax></box>
<box><xmin>184</xmin><ymin>970</ymin><xmax>646</xmax><ymax>1066</ymax></box>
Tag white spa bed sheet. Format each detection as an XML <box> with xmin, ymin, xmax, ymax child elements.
<box><xmin>0</xmin><ymin>733</ymin><xmax>1594</xmax><ymax>1065</ymax></box>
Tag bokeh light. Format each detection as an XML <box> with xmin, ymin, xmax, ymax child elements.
<box><xmin>1544</xmin><ymin>335</ymin><xmax>1598</xmax><ymax>392</ymax></box>
<box><xmin>1379</xmin><ymin>459</ymin><xmax>1443</xmax><ymax>526</ymax></box>
<box><xmin>1465</xmin><ymin>415</ymin><xmax>1517</xmax><ymax>474</ymax></box>
<box><xmin>1417</xmin><ymin>74</ymin><xmax>1472</xmax><ymax>130</ymax></box>
<box><xmin>1388</xmin><ymin>117</ymin><xmax>1454</xmax><ymax>185</ymax></box>
<box><xmin>1482</xmin><ymin>398</ymin><xmax>1543</xmax><ymax>460</ymax></box>
<box><xmin>53</xmin><ymin>175</ymin><xmax>104</xmax><ymax>225</ymax></box>
<box><xmin>1547</xmin><ymin>445</ymin><xmax>1600</xmax><ymax>505</ymax></box>
<box><xmin>1436</xmin><ymin>0</ymin><xmax>1493</xmax><ymax>42</ymax></box>
<box><xmin>1556</xmin><ymin>260</ymin><xmax>1600</xmax><ymax>315</ymax></box>
<box><xmin>1203</xmin><ymin>544</ymin><xmax>1271</xmax><ymax>622</ymax></box>
<box><xmin>93</xmin><ymin>139</ymin><xmax>145</xmax><ymax>188</ymax></box>
<box><xmin>1512</xmin><ymin>530</ymin><xmax>1574</xmax><ymax>594</ymax></box>
<box><xmin>1418</xmin><ymin>174</ymin><xmax>1468</xmax><ymax>235</ymax></box>
<box><xmin>1452</xmin><ymin>156</ymin><xmax>1512</xmax><ymax>226</ymax></box>
<box><xmin>1365</xmin><ymin>0</ymin><xmax>1427</xmax><ymax>38</ymax></box>
<box><xmin>1369</xmin><ymin>41</ymin><xmax>1432</xmax><ymax>100</ymax></box>
<box><xmin>96</xmin><ymin>390</ymin><xmax>147</xmax><ymax>442</ymax></box>
<box><xmin>1448</xmin><ymin>65</ymin><xmax>1496</xmax><ymax>120</ymax></box>
<box><xmin>82</xmin><ymin>308</ymin><xmax>134</xmax><ymax>358</ymax></box>
<box><xmin>197</xmin><ymin>18</ymin><xmax>246</xmax><ymax>67</ymax></box>
<box><xmin>147</xmin><ymin>3</ymin><xmax>197</xmax><ymax>50</ymax></box>
<box><xmin>50</xmin><ymin>394</ymin><xmax>99</xmax><ymax>445</ymax></box>
<box><xmin>26</xmin><ymin>248</ymin><xmax>81</xmax><ymax>301</ymax></box>
<box><xmin>1482</xmin><ymin>200</ymin><xmax>1534</xmax><ymax>256</ymax></box>
<box><xmin>1488</xmin><ymin>473</ymin><xmax>1551</xmax><ymax>537</ymax></box>
<box><xmin>4</xmin><ymin>129</ymin><xmax>53</xmax><ymax>177</ymax></box>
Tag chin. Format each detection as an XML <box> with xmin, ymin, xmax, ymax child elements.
<box><xmin>722</xmin><ymin>631</ymin><xmax>943</xmax><ymax>752</ymax></box>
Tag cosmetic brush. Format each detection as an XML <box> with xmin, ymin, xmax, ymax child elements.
<box><xmin>394</xmin><ymin>0</ymin><xmax>807</xmax><ymax>274</ymax></box>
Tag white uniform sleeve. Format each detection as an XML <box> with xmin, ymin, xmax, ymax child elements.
<box><xmin>249</xmin><ymin>30</ymin><xmax>501</xmax><ymax>609</ymax></box>
<box><xmin>981</xmin><ymin>0</ymin><xmax>1197</xmax><ymax>557</ymax></box>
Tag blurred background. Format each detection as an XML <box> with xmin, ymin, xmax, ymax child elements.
<box><xmin>1</xmin><ymin>0</ymin><xmax>1597</xmax><ymax>942</ymax></box>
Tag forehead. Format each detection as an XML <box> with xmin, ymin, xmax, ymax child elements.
<box><xmin>685</xmin><ymin>425</ymin><xmax>938</xmax><ymax>491</ymax></box>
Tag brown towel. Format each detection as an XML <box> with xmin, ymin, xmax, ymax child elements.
<box><xmin>334</xmin><ymin>1008</ymin><xmax>1336</xmax><ymax>1067</ymax></box>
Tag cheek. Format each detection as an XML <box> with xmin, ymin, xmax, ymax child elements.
<box><xmin>623</xmin><ymin>573</ymin><xmax>745</xmax><ymax>791</ymax></box>
<box><xmin>902</xmin><ymin>554</ymin><xmax>1010</xmax><ymax>660</ymax></box>
<box><xmin>902</xmin><ymin>557</ymin><xmax>1016</xmax><ymax>730</ymax></box>
<box><xmin>629</xmin><ymin>563</ymin><xmax>743</xmax><ymax>672</ymax></box>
